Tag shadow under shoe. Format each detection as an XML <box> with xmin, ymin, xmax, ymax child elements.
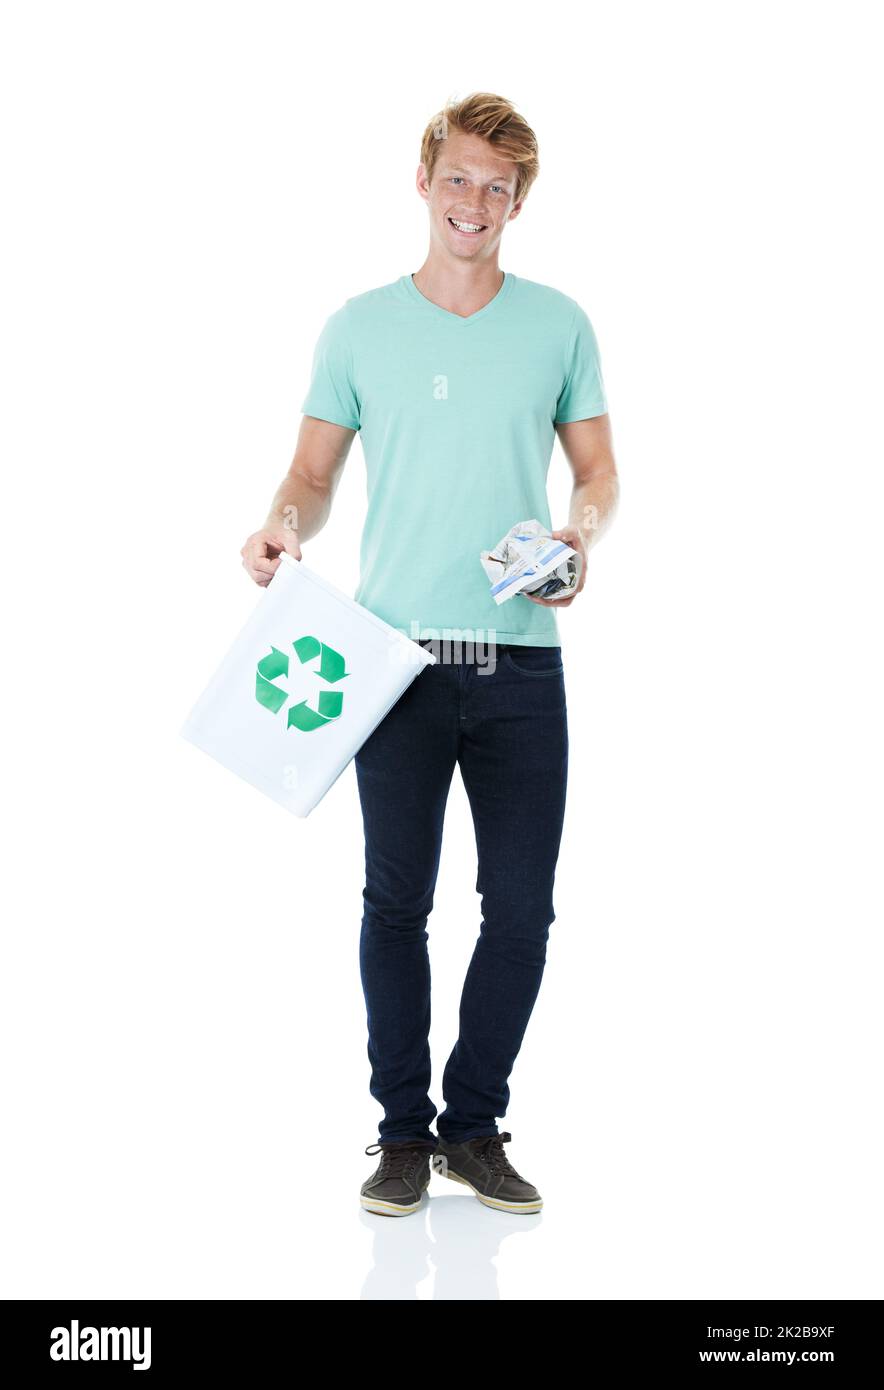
<box><xmin>361</xmin><ymin>1139</ymin><xmax>437</xmax><ymax>1217</ymax></box>
<box><xmin>431</xmin><ymin>1132</ymin><xmax>543</xmax><ymax>1213</ymax></box>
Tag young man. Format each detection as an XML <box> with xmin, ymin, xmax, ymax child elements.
<box><xmin>241</xmin><ymin>93</ymin><xmax>618</xmax><ymax>1217</ymax></box>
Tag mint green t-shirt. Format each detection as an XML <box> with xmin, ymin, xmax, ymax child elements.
<box><xmin>299</xmin><ymin>271</ymin><xmax>608</xmax><ymax>647</ymax></box>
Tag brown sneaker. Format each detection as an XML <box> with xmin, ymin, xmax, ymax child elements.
<box><xmin>360</xmin><ymin>1140</ymin><xmax>436</xmax><ymax>1217</ymax></box>
<box><xmin>431</xmin><ymin>1132</ymin><xmax>543</xmax><ymax>1213</ymax></box>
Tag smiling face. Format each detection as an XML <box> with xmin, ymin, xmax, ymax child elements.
<box><xmin>417</xmin><ymin>128</ymin><xmax>524</xmax><ymax>264</ymax></box>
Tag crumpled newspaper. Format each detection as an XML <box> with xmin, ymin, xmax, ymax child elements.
<box><xmin>480</xmin><ymin>518</ymin><xmax>582</xmax><ymax>605</ymax></box>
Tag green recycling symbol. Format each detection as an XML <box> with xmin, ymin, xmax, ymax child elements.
<box><xmin>255</xmin><ymin>636</ymin><xmax>349</xmax><ymax>732</ymax></box>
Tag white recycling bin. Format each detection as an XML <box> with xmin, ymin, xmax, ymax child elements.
<box><xmin>181</xmin><ymin>553</ymin><xmax>436</xmax><ymax>817</ymax></box>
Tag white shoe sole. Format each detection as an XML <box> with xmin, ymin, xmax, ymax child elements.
<box><xmin>431</xmin><ymin>1154</ymin><xmax>543</xmax><ymax>1213</ymax></box>
<box><xmin>360</xmin><ymin>1191</ymin><xmax>427</xmax><ymax>1217</ymax></box>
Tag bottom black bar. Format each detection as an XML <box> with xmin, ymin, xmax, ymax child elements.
<box><xmin>1</xmin><ymin>1299</ymin><xmax>881</xmax><ymax>1375</ymax></box>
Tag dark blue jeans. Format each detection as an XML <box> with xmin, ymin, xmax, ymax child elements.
<box><xmin>354</xmin><ymin>640</ymin><xmax>569</xmax><ymax>1146</ymax></box>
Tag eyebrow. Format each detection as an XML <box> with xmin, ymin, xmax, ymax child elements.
<box><xmin>443</xmin><ymin>165</ymin><xmax>513</xmax><ymax>185</ymax></box>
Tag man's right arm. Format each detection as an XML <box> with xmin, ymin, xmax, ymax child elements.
<box><xmin>240</xmin><ymin>415</ymin><xmax>357</xmax><ymax>586</ymax></box>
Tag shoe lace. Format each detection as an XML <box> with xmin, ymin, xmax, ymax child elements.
<box><xmin>364</xmin><ymin>1140</ymin><xmax>433</xmax><ymax>1179</ymax></box>
<box><xmin>472</xmin><ymin>1131</ymin><xmax>522</xmax><ymax>1178</ymax></box>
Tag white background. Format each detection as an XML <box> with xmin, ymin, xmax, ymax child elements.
<box><xmin>2</xmin><ymin>0</ymin><xmax>881</xmax><ymax>1301</ymax></box>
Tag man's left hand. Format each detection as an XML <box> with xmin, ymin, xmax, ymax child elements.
<box><xmin>522</xmin><ymin>525</ymin><xmax>587</xmax><ymax>608</ymax></box>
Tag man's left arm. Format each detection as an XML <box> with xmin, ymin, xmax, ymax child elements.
<box><xmin>524</xmin><ymin>413</ymin><xmax>620</xmax><ymax>607</ymax></box>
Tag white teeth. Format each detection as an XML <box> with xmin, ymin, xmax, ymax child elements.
<box><xmin>450</xmin><ymin>218</ymin><xmax>485</xmax><ymax>232</ymax></box>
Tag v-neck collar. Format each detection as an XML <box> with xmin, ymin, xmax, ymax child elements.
<box><xmin>401</xmin><ymin>270</ymin><xmax>515</xmax><ymax>326</ymax></box>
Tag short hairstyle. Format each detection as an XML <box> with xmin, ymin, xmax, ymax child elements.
<box><xmin>419</xmin><ymin>92</ymin><xmax>540</xmax><ymax>205</ymax></box>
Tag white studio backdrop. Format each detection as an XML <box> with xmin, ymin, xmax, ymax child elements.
<box><xmin>1</xmin><ymin>0</ymin><xmax>882</xmax><ymax>1301</ymax></box>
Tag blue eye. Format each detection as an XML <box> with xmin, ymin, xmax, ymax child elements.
<box><xmin>450</xmin><ymin>176</ymin><xmax>464</xmax><ymax>185</ymax></box>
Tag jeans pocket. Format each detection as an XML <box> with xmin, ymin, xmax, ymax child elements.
<box><xmin>502</xmin><ymin>645</ymin><xmax>564</xmax><ymax>677</ymax></box>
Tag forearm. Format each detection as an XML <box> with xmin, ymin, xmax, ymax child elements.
<box><xmin>568</xmin><ymin>468</ymin><xmax>619</xmax><ymax>552</ymax></box>
<box><xmin>263</xmin><ymin>469</ymin><xmax>333</xmax><ymax>543</ymax></box>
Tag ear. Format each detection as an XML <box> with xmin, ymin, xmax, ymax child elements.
<box><xmin>416</xmin><ymin>163</ymin><xmax>431</xmax><ymax>202</ymax></box>
<box><xmin>508</xmin><ymin>199</ymin><xmax>525</xmax><ymax>222</ymax></box>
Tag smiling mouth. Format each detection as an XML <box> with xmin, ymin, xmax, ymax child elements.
<box><xmin>448</xmin><ymin>217</ymin><xmax>487</xmax><ymax>235</ymax></box>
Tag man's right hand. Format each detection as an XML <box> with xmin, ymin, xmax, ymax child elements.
<box><xmin>240</xmin><ymin>527</ymin><xmax>302</xmax><ymax>587</ymax></box>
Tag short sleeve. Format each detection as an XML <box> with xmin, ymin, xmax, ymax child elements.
<box><xmin>554</xmin><ymin>303</ymin><xmax>608</xmax><ymax>424</ymax></box>
<box><xmin>300</xmin><ymin>306</ymin><xmax>361</xmax><ymax>431</ymax></box>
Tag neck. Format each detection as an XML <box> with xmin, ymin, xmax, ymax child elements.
<box><xmin>411</xmin><ymin>251</ymin><xmax>504</xmax><ymax>317</ymax></box>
